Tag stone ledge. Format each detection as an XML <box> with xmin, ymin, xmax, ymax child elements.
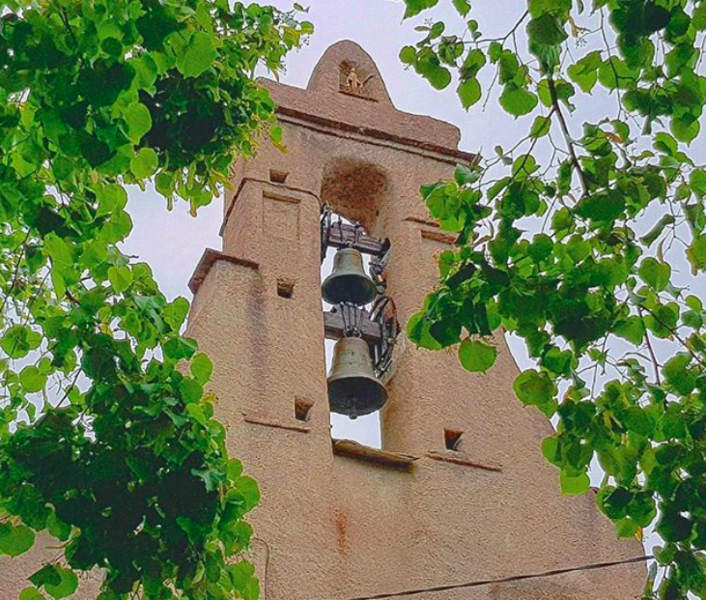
<box><xmin>188</xmin><ymin>249</ymin><xmax>259</xmax><ymax>294</ymax></box>
<box><xmin>338</xmin><ymin>90</ymin><xmax>379</xmax><ymax>103</ymax></box>
<box><xmin>426</xmin><ymin>450</ymin><xmax>502</xmax><ymax>473</ymax></box>
<box><xmin>420</xmin><ymin>229</ymin><xmax>458</xmax><ymax>246</ymax></box>
<box><xmin>243</xmin><ymin>412</ymin><xmax>311</xmax><ymax>434</ymax></box>
<box><xmin>276</xmin><ymin>106</ymin><xmax>478</xmax><ymax>164</ymax></box>
<box><xmin>332</xmin><ymin>439</ymin><xmax>417</xmax><ymax>469</ymax></box>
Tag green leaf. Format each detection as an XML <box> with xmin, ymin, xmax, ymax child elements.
<box><xmin>108</xmin><ymin>265</ymin><xmax>133</xmax><ymax>294</ymax></box>
<box><xmin>488</xmin><ymin>42</ymin><xmax>502</xmax><ymax>62</ymax></box>
<box><xmin>457</xmin><ymin>78</ymin><xmax>481</xmax><ymax>109</ymax></box>
<box><xmin>458</xmin><ymin>339</ymin><xmax>497</xmax><ymax>372</ymax></box>
<box><xmin>567</xmin><ymin>51</ymin><xmax>601</xmax><ymax>93</ymax></box>
<box><xmin>452</xmin><ymin>0</ymin><xmax>471</xmax><ymax>16</ymax></box>
<box><xmin>30</xmin><ymin>565</ymin><xmax>62</xmax><ymax>589</ymax></box>
<box><xmin>1</xmin><ymin>325</ymin><xmax>42</xmax><ymax>359</ymax></box>
<box><xmin>613</xmin><ymin>316</ymin><xmax>645</xmax><ymax>345</ymax></box>
<box><xmin>598</xmin><ymin>57</ymin><xmax>637</xmax><ymax>89</ymax></box>
<box><xmin>499</xmin><ymin>86</ymin><xmax>538</xmax><ymax>117</ymax></box>
<box><xmin>406</xmin><ymin>312</ymin><xmax>443</xmax><ymax>350</ymax></box>
<box><xmin>163</xmin><ymin>297</ymin><xmax>191</xmax><ymax>331</ymax></box>
<box><xmin>44</xmin><ymin>567</ymin><xmax>78</xmax><ymax>600</ymax></box>
<box><xmin>163</xmin><ymin>336</ymin><xmax>198</xmax><ymax>360</ymax></box>
<box><xmin>186</xmin><ymin>404</ymin><xmax>209</xmax><ymax>427</ymax></box>
<box><xmin>541</xmin><ymin>435</ymin><xmax>561</xmax><ymax>465</ymax></box>
<box><xmin>528</xmin><ymin>0</ymin><xmax>571</xmax><ymax>18</ymax></box>
<box><xmin>403</xmin><ymin>0</ymin><xmax>439</xmax><ymax>18</ymax></box>
<box><xmin>82</xmin><ymin>240</ymin><xmax>109</xmax><ymax>269</ymax></box>
<box><xmin>46</xmin><ymin>511</ymin><xmax>70</xmax><ymax>542</ymax></box>
<box><xmin>130</xmin><ymin>147</ymin><xmax>159</xmax><ymax>179</ymax></box>
<box><xmin>228</xmin><ymin>459</ymin><xmax>244</xmax><ymax>480</ymax></box>
<box><xmin>639</xmin><ymin>258</ymin><xmax>671</xmax><ymax>292</ymax></box>
<box><xmin>191</xmin><ymin>353</ymin><xmax>213</xmax><ymax>385</ymax></box>
<box><xmin>0</xmin><ymin>525</ymin><xmax>35</xmax><ymax>557</ymax></box>
<box><xmin>20</xmin><ymin>589</ymin><xmax>46</xmax><ymax>600</ymax></box>
<box><xmin>615</xmin><ymin>518</ymin><xmax>640</xmax><ymax>539</ymax></box>
<box><xmin>399</xmin><ymin>46</ymin><xmax>416</xmax><ymax>65</ymax></box>
<box><xmin>560</xmin><ymin>471</ymin><xmax>590</xmax><ymax>495</ymax></box>
<box><xmin>513</xmin><ymin>370</ymin><xmax>557</xmax><ymax>416</ymax></box>
<box><xmin>180</xmin><ymin>378</ymin><xmax>204</xmax><ymax>403</ymax></box>
<box><xmin>671</xmin><ymin>115</ymin><xmax>700</xmax><ymax>143</ymax></box>
<box><xmin>529</xmin><ymin>115</ymin><xmax>551</xmax><ymax>138</ymax></box>
<box><xmin>232</xmin><ymin>476</ymin><xmax>260</xmax><ymax>512</ymax></box>
<box><xmin>527</xmin><ymin>14</ymin><xmax>568</xmax><ymax>46</ymax></box>
<box><xmin>657</xmin><ymin>511</ymin><xmax>693</xmax><ymax>542</ymax></box>
<box><xmin>687</xmin><ymin>234</ymin><xmax>706</xmax><ymax>272</ymax></box>
<box><xmin>529</xmin><ymin>234</ymin><xmax>553</xmax><ymax>262</ymax></box>
<box><xmin>576</xmin><ymin>190</ymin><xmax>625</xmax><ymax>222</ymax></box>
<box><xmin>694</xmin><ymin>2</ymin><xmax>706</xmax><ymax>30</ymax></box>
<box><xmin>125</xmin><ymin>102</ymin><xmax>152</xmax><ymax>144</ymax></box>
<box><xmin>645</xmin><ymin>303</ymin><xmax>679</xmax><ymax>338</ymax></box>
<box><xmin>177</xmin><ymin>31</ymin><xmax>218</xmax><ymax>78</ymax></box>
<box><xmin>414</xmin><ymin>49</ymin><xmax>452</xmax><ymax>90</ymax></box>
<box><xmin>641</xmin><ymin>214</ymin><xmax>675</xmax><ymax>246</ymax></box>
<box><xmin>97</xmin><ymin>183</ymin><xmax>128</xmax><ymax>217</ymax></box>
<box><xmin>691</xmin><ymin>170</ymin><xmax>706</xmax><ymax>198</ymax></box>
<box><xmin>20</xmin><ymin>365</ymin><xmax>48</xmax><ymax>393</ymax></box>
<box><xmin>454</xmin><ymin>164</ymin><xmax>479</xmax><ymax>186</ymax></box>
<box><xmin>663</xmin><ymin>353</ymin><xmax>696</xmax><ymax>395</ymax></box>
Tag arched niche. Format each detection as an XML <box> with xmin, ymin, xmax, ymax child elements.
<box><xmin>307</xmin><ymin>40</ymin><xmax>394</xmax><ymax>105</ymax></box>
<box><xmin>319</xmin><ymin>157</ymin><xmax>391</xmax><ymax>234</ymax></box>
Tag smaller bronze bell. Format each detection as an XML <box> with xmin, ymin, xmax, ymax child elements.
<box><xmin>327</xmin><ymin>336</ymin><xmax>388</xmax><ymax>418</ymax></box>
<box><xmin>322</xmin><ymin>247</ymin><xmax>377</xmax><ymax>306</ymax></box>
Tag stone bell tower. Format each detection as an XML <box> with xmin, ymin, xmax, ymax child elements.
<box><xmin>186</xmin><ymin>41</ymin><xmax>645</xmax><ymax>600</ymax></box>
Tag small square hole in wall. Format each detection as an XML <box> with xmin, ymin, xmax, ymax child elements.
<box><xmin>277</xmin><ymin>279</ymin><xmax>295</xmax><ymax>299</ymax></box>
<box><xmin>270</xmin><ymin>169</ymin><xmax>289</xmax><ymax>184</ymax></box>
<box><xmin>295</xmin><ymin>398</ymin><xmax>313</xmax><ymax>422</ymax></box>
<box><xmin>444</xmin><ymin>429</ymin><xmax>464</xmax><ymax>452</ymax></box>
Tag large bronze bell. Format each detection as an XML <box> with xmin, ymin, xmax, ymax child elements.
<box><xmin>322</xmin><ymin>247</ymin><xmax>377</xmax><ymax>306</ymax></box>
<box><xmin>327</xmin><ymin>336</ymin><xmax>388</xmax><ymax>418</ymax></box>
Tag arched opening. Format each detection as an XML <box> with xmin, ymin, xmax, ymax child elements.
<box><xmin>321</xmin><ymin>212</ymin><xmax>381</xmax><ymax>448</ymax></box>
<box><xmin>319</xmin><ymin>159</ymin><xmax>392</xmax><ymax>449</ymax></box>
<box><xmin>320</xmin><ymin>158</ymin><xmax>390</xmax><ymax>234</ymax></box>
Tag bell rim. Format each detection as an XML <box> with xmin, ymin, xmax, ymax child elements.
<box><xmin>326</xmin><ymin>375</ymin><xmax>388</xmax><ymax>418</ymax></box>
<box><xmin>321</xmin><ymin>273</ymin><xmax>377</xmax><ymax>305</ymax></box>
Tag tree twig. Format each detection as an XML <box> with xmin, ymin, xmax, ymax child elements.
<box><xmin>547</xmin><ymin>76</ymin><xmax>589</xmax><ymax>197</ymax></box>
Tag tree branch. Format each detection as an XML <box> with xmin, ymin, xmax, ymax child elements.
<box><xmin>547</xmin><ymin>76</ymin><xmax>589</xmax><ymax>197</ymax></box>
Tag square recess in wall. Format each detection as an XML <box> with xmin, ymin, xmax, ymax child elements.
<box><xmin>295</xmin><ymin>398</ymin><xmax>313</xmax><ymax>422</ymax></box>
<box><xmin>270</xmin><ymin>169</ymin><xmax>289</xmax><ymax>184</ymax></box>
<box><xmin>277</xmin><ymin>279</ymin><xmax>295</xmax><ymax>299</ymax></box>
<box><xmin>444</xmin><ymin>429</ymin><xmax>464</xmax><ymax>452</ymax></box>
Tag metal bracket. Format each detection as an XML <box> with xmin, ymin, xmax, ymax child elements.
<box><xmin>320</xmin><ymin>204</ymin><xmax>390</xmax><ymax>262</ymax></box>
<box><xmin>370</xmin><ymin>296</ymin><xmax>399</xmax><ymax>379</ymax></box>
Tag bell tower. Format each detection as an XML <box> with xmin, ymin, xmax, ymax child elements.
<box><xmin>186</xmin><ymin>41</ymin><xmax>645</xmax><ymax>600</ymax></box>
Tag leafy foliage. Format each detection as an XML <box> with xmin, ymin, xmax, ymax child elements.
<box><xmin>0</xmin><ymin>0</ymin><xmax>310</xmax><ymax>598</ymax></box>
<box><xmin>400</xmin><ymin>0</ymin><xmax>706</xmax><ymax>597</ymax></box>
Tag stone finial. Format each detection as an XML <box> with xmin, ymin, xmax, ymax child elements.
<box><xmin>307</xmin><ymin>40</ymin><xmax>393</xmax><ymax>105</ymax></box>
